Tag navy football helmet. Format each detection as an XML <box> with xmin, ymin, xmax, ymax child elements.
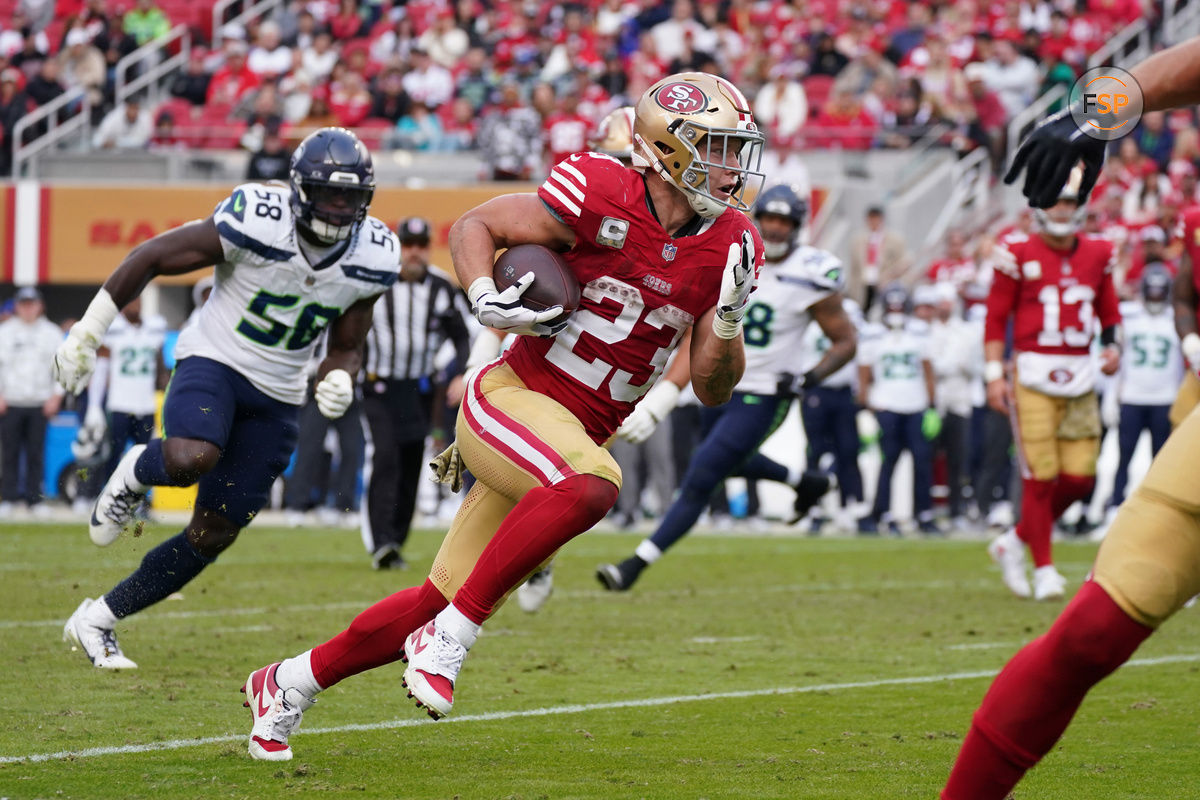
<box><xmin>1141</xmin><ymin>262</ymin><xmax>1172</xmax><ymax>312</ymax></box>
<box><xmin>881</xmin><ymin>282</ymin><xmax>910</xmax><ymax>328</ymax></box>
<box><xmin>289</xmin><ymin>127</ymin><xmax>376</xmax><ymax>244</ymax></box>
<box><xmin>753</xmin><ymin>184</ymin><xmax>809</xmax><ymax>260</ymax></box>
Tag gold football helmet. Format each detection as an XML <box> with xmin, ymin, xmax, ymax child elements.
<box><xmin>590</xmin><ymin>106</ymin><xmax>636</xmax><ymax>163</ymax></box>
<box><xmin>633</xmin><ymin>72</ymin><xmax>766</xmax><ymax>218</ymax></box>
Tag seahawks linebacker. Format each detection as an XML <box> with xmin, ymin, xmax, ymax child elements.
<box><xmin>57</xmin><ymin>127</ymin><xmax>399</xmax><ymax>669</ymax></box>
<box><xmin>598</xmin><ymin>183</ymin><xmax>857</xmax><ymax>590</ymax></box>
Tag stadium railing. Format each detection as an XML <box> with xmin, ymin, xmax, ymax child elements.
<box><xmin>11</xmin><ymin>87</ymin><xmax>93</xmax><ymax>180</ymax></box>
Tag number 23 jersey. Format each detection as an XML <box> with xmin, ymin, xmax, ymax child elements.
<box><xmin>174</xmin><ymin>182</ymin><xmax>400</xmax><ymax>405</ymax></box>
<box><xmin>985</xmin><ymin>232</ymin><xmax>1120</xmax><ymax>396</ymax></box>
<box><xmin>509</xmin><ymin>153</ymin><xmax>765</xmax><ymax>442</ymax></box>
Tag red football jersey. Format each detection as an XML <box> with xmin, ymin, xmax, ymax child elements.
<box><xmin>1183</xmin><ymin>207</ymin><xmax>1200</xmax><ymax>331</ymax></box>
<box><xmin>985</xmin><ymin>232</ymin><xmax>1121</xmax><ymax>356</ymax></box>
<box><xmin>505</xmin><ymin>153</ymin><xmax>763</xmax><ymax>442</ymax></box>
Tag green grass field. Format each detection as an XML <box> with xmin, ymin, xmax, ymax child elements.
<box><xmin>2</xmin><ymin>521</ymin><xmax>1199</xmax><ymax>799</ymax></box>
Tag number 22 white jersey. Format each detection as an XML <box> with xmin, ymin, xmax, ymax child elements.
<box><xmin>103</xmin><ymin>313</ymin><xmax>167</xmax><ymax>416</ymax></box>
<box><xmin>174</xmin><ymin>182</ymin><xmax>401</xmax><ymax>405</ymax></box>
<box><xmin>737</xmin><ymin>244</ymin><xmax>846</xmax><ymax>395</ymax></box>
<box><xmin>1117</xmin><ymin>301</ymin><xmax>1182</xmax><ymax>406</ymax></box>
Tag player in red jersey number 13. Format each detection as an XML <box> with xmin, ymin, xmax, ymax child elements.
<box><xmin>239</xmin><ymin>71</ymin><xmax>767</xmax><ymax>761</ymax></box>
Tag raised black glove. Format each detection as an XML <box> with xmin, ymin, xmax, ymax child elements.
<box><xmin>1003</xmin><ymin>107</ymin><xmax>1106</xmax><ymax>209</ymax></box>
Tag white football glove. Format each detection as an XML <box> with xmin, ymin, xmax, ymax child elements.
<box><xmin>467</xmin><ymin>275</ymin><xmax>565</xmax><ymax>337</ymax></box>
<box><xmin>712</xmin><ymin>230</ymin><xmax>757</xmax><ymax>339</ymax></box>
<box><xmin>71</xmin><ymin>416</ymin><xmax>108</xmax><ymax>462</ymax></box>
<box><xmin>53</xmin><ymin>289</ymin><xmax>119</xmax><ymax>395</ymax></box>
<box><xmin>617</xmin><ymin>381</ymin><xmax>681</xmax><ymax>444</ymax></box>
<box><xmin>1184</xmin><ymin>333</ymin><xmax>1200</xmax><ymax>377</ymax></box>
<box><xmin>315</xmin><ymin>369</ymin><xmax>354</xmax><ymax>419</ymax></box>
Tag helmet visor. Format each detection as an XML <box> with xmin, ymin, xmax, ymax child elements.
<box><xmin>675</xmin><ymin>121</ymin><xmax>766</xmax><ymax>213</ymax></box>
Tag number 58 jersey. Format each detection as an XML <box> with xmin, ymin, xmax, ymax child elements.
<box><xmin>174</xmin><ymin>182</ymin><xmax>400</xmax><ymax>405</ymax></box>
<box><xmin>985</xmin><ymin>232</ymin><xmax>1120</xmax><ymax>397</ymax></box>
<box><xmin>507</xmin><ymin>153</ymin><xmax>764</xmax><ymax>442</ymax></box>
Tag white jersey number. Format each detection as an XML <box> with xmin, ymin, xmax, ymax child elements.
<box><xmin>545</xmin><ymin>278</ymin><xmax>690</xmax><ymax>402</ymax></box>
<box><xmin>1037</xmin><ymin>284</ymin><xmax>1094</xmax><ymax>348</ymax></box>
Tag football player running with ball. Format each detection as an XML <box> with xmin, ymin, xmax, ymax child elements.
<box><xmin>943</xmin><ymin>35</ymin><xmax>1200</xmax><ymax>799</ymax></box>
<box><xmin>241</xmin><ymin>72</ymin><xmax>766</xmax><ymax>761</ymax></box>
<box><xmin>596</xmin><ymin>183</ymin><xmax>855</xmax><ymax>591</ymax></box>
<box><xmin>59</xmin><ymin>128</ymin><xmax>399</xmax><ymax>670</ymax></box>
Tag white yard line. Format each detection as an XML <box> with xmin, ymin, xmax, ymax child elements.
<box><xmin>2</xmin><ymin>653</ymin><xmax>1197</xmax><ymax>765</ymax></box>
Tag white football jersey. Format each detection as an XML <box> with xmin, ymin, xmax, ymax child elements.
<box><xmin>174</xmin><ymin>183</ymin><xmax>400</xmax><ymax>405</ymax></box>
<box><xmin>103</xmin><ymin>313</ymin><xmax>168</xmax><ymax>415</ymax></box>
<box><xmin>1118</xmin><ymin>301</ymin><xmax>1182</xmax><ymax>406</ymax></box>
<box><xmin>799</xmin><ymin>297</ymin><xmax>862</xmax><ymax>390</ymax></box>
<box><xmin>859</xmin><ymin>319</ymin><xmax>932</xmax><ymax>414</ymax></box>
<box><xmin>737</xmin><ymin>244</ymin><xmax>845</xmax><ymax>395</ymax></box>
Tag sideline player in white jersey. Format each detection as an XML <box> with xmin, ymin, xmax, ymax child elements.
<box><xmin>56</xmin><ymin>127</ymin><xmax>400</xmax><ymax>670</ymax></box>
<box><xmin>856</xmin><ymin>284</ymin><xmax>939</xmax><ymax>535</ymax></box>
<box><xmin>1103</xmin><ymin>264</ymin><xmax>1181</xmax><ymax>519</ymax></box>
<box><xmin>74</xmin><ymin>296</ymin><xmax>169</xmax><ymax>504</ymax></box>
<box><xmin>597</xmin><ymin>183</ymin><xmax>857</xmax><ymax>590</ymax></box>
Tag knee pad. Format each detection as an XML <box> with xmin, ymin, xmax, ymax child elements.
<box><xmin>561</xmin><ymin>474</ymin><xmax>619</xmax><ymax>525</ymax></box>
<box><xmin>187</xmin><ymin>520</ymin><xmax>241</xmax><ymax>558</ymax></box>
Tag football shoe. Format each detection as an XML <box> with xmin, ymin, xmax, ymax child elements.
<box><xmin>1033</xmin><ymin>565</ymin><xmax>1067</xmax><ymax>602</ymax></box>
<box><xmin>596</xmin><ymin>556</ymin><xmax>646</xmax><ymax>591</ymax></box>
<box><xmin>987</xmin><ymin>528</ymin><xmax>1032</xmax><ymax>598</ymax></box>
<box><xmin>516</xmin><ymin>566</ymin><xmax>554</xmax><ymax>613</ymax></box>
<box><xmin>242</xmin><ymin>662</ymin><xmax>314</xmax><ymax>761</ymax></box>
<box><xmin>63</xmin><ymin>598</ymin><xmax>137</xmax><ymax>669</ymax></box>
<box><xmin>89</xmin><ymin>443</ymin><xmax>149</xmax><ymax>546</ymax></box>
<box><xmin>401</xmin><ymin>619</ymin><xmax>467</xmax><ymax>719</ymax></box>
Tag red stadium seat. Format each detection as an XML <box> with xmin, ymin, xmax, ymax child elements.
<box><xmin>803</xmin><ymin>75</ymin><xmax>835</xmax><ymax>118</ymax></box>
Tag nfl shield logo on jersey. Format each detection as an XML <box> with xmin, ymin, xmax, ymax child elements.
<box><xmin>661</xmin><ymin>242</ymin><xmax>678</xmax><ymax>262</ymax></box>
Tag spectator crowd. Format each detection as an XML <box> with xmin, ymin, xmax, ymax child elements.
<box><xmin>0</xmin><ymin>0</ymin><xmax>1160</xmax><ymax>176</ymax></box>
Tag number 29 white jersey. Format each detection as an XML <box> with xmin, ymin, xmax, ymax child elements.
<box><xmin>103</xmin><ymin>313</ymin><xmax>167</xmax><ymax>416</ymax></box>
<box><xmin>737</xmin><ymin>244</ymin><xmax>846</xmax><ymax>395</ymax></box>
<box><xmin>174</xmin><ymin>182</ymin><xmax>401</xmax><ymax>405</ymax></box>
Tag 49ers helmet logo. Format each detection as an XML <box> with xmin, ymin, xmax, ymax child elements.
<box><xmin>655</xmin><ymin>82</ymin><xmax>708</xmax><ymax>114</ymax></box>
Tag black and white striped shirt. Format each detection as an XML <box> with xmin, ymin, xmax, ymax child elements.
<box><xmin>364</xmin><ymin>266</ymin><xmax>471</xmax><ymax>381</ymax></box>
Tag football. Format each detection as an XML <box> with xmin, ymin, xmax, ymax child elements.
<box><xmin>492</xmin><ymin>244</ymin><xmax>581</xmax><ymax>326</ymax></box>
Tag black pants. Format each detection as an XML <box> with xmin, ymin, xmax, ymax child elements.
<box><xmin>801</xmin><ymin>385</ymin><xmax>864</xmax><ymax>504</ymax></box>
<box><xmin>936</xmin><ymin>412</ymin><xmax>970</xmax><ymax>517</ymax></box>
<box><xmin>970</xmin><ymin>406</ymin><xmax>1013</xmax><ymax>516</ymax></box>
<box><xmin>361</xmin><ymin>378</ymin><xmax>433</xmax><ymax>554</ymax></box>
<box><xmin>284</xmin><ymin>393</ymin><xmax>364</xmax><ymax>513</ymax></box>
<box><xmin>1110</xmin><ymin>403</ymin><xmax>1171</xmax><ymax>507</ymax></box>
<box><xmin>1</xmin><ymin>405</ymin><xmax>47</xmax><ymax>504</ymax></box>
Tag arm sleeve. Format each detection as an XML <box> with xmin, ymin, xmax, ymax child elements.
<box><xmin>984</xmin><ymin>242</ymin><xmax>1022</xmax><ymax>345</ymax></box>
<box><xmin>1096</xmin><ymin>244</ymin><xmax>1123</xmax><ymax>330</ymax></box>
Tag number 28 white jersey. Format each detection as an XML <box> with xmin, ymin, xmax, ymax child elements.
<box><xmin>737</xmin><ymin>244</ymin><xmax>846</xmax><ymax>395</ymax></box>
<box><xmin>174</xmin><ymin>183</ymin><xmax>401</xmax><ymax>405</ymax></box>
<box><xmin>1118</xmin><ymin>301</ymin><xmax>1182</xmax><ymax>406</ymax></box>
<box><xmin>104</xmin><ymin>313</ymin><xmax>167</xmax><ymax>416</ymax></box>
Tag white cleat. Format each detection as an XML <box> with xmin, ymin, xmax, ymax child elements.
<box><xmin>401</xmin><ymin>619</ymin><xmax>467</xmax><ymax>719</ymax></box>
<box><xmin>1033</xmin><ymin>565</ymin><xmax>1067</xmax><ymax>601</ymax></box>
<box><xmin>516</xmin><ymin>566</ymin><xmax>554</xmax><ymax>613</ymax></box>
<box><xmin>63</xmin><ymin>598</ymin><xmax>138</xmax><ymax>669</ymax></box>
<box><xmin>89</xmin><ymin>444</ymin><xmax>149</xmax><ymax>546</ymax></box>
<box><xmin>242</xmin><ymin>662</ymin><xmax>313</xmax><ymax>761</ymax></box>
<box><xmin>987</xmin><ymin>529</ymin><xmax>1031</xmax><ymax>598</ymax></box>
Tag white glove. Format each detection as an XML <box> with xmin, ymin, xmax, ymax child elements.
<box><xmin>315</xmin><ymin>369</ymin><xmax>354</xmax><ymax>419</ymax></box>
<box><xmin>1100</xmin><ymin>389</ymin><xmax>1119</xmax><ymax>430</ymax></box>
<box><xmin>1184</xmin><ymin>333</ymin><xmax>1200</xmax><ymax>376</ymax></box>
<box><xmin>71</xmin><ymin>415</ymin><xmax>107</xmax><ymax>461</ymax></box>
<box><xmin>53</xmin><ymin>290</ymin><xmax>120</xmax><ymax>395</ymax></box>
<box><xmin>712</xmin><ymin>230</ymin><xmax>757</xmax><ymax>339</ymax></box>
<box><xmin>467</xmin><ymin>275</ymin><xmax>565</xmax><ymax>337</ymax></box>
<box><xmin>617</xmin><ymin>381</ymin><xmax>681</xmax><ymax>444</ymax></box>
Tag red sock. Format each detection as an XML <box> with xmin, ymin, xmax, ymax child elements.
<box><xmin>1052</xmin><ymin>473</ymin><xmax>1095</xmax><ymax>518</ymax></box>
<box><xmin>1015</xmin><ymin>477</ymin><xmax>1055</xmax><ymax>567</ymax></box>
<box><xmin>310</xmin><ymin>579</ymin><xmax>448</xmax><ymax>688</ymax></box>
<box><xmin>453</xmin><ymin>474</ymin><xmax>618</xmax><ymax>624</ymax></box>
<box><xmin>941</xmin><ymin>581</ymin><xmax>1152</xmax><ymax>799</ymax></box>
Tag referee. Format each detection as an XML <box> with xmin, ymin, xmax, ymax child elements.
<box><xmin>361</xmin><ymin>217</ymin><xmax>471</xmax><ymax>569</ymax></box>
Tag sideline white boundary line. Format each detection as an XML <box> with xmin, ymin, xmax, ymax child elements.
<box><xmin>3</xmin><ymin>653</ymin><xmax>1197</xmax><ymax>765</ymax></box>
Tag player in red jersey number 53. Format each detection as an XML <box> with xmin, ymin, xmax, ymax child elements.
<box><xmin>239</xmin><ymin>71</ymin><xmax>767</xmax><ymax>761</ymax></box>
